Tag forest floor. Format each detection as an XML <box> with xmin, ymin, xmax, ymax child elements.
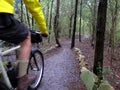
<box><xmin>75</xmin><ymin>39</ymin><xmax>120</xmax><ymax>90</ymax></box>
<box><xmin>38</xmin><ymin>38</ymin><xmax>120</xmax><ymax>90</ymax></box>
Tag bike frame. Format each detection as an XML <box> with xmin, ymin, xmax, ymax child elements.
<box><xmin>0</xmin><ymin>45</ymin><xmax>20</xmax><ymax>89</ymax></box>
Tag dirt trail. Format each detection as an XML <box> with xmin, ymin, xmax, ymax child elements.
<box><xmin>38</xmin><ymin>40</ymin><xmax>85</xmax><ymax>90</ymax></box>
<box><xmin>37</xmin><ymin>38</ymin><xmax>120</xmax><ymax>90</ymax></box>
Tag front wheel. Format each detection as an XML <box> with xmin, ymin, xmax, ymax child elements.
<box><xmin>27</xmin><ymin>49</ymin><xmax>44</xmax><ymax>90</ymax></box>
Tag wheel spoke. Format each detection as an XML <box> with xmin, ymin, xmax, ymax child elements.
<box><xmin>27</xmin><ymin>50</ymin><xmax>44</xmax><ymax>89</ymax></box>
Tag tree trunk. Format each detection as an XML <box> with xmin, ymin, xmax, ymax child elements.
<box><xmin>32</xmin><ymin>17</ymin><xmax>35</xmax><ymax>29</ymax></box>
<box><xmin>48</xmin><ymin>0</ymin><xmax>54</xmax><ymax>43</ymax></box>
<box><xmin>21</xmin><ymin>0</ymin><xmax>23</xmax><ymax>22</ymax></box>
<box><xmin>79</xmin><ymin>0</ymin><xmax>83</xmax><ymax>42</ymax></box>
<box><xmin>26</xmin><ymin>9</ymin><xmax>30</xmax><ymax>28</ymax></box>
<box><xmin>93</xmin><ymin>0</ymin><xmax>108</xmax><ymax>79</ymax></box>
<box><xmin>68</xmin><ymin>0</ymin><xmax>74</xmax><ymax>38</ymax></box>
<box><xmin>71</xmin><ymin>0</ymin><xmax>78</xmax><ymax>49</ymax></box>
<box><xmin>54</xmin><ymin>0</ymin><xmax>61</xmax><ymax>47</ymax></box>
<box><xmin>69</xmin><ymin>14</ymin><xmax>73</xmax><ymax>38</ymax></box>
<box><xmin>91</xmin><ymin>0</ymin><xmax>97</xmax><ymax>48</ymax></box>
<box><xmin>46</xmin><ymin>2</ymin><xmax>50</xmax><ymax>27</ymax></box>
<box><xmin>109</xmin><ymin>0</ymin><xmax>118</xmax><ymax>66</ymax></box>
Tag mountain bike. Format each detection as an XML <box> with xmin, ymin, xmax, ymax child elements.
<box><xmin>0</xmin><ymin>30</ymin><xmax>44</xmax><ymax>90</ymax></box>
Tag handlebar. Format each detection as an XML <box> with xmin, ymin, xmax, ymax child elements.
<box><xmin>30</xmin><ymin>30</ymin><xmax>42</xmax><ymax>43</ymax></box>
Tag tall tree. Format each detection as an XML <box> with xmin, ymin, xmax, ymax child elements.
<box><xmin>20</xmin><ymin>0</ymin><xmax>23</xmax><ymax>22</ymax></box>
<box><xmin>79</xmin><ymin>0</ymin><xmax>83</xmax><ymax>42</ymax></box>
<box><xmin>93</xmin><ymin>0</ymin><xmax>108</xmax><ymax>79</ymax></box>
<box><xmin>48</xmin><ymin>0</ymin><xmax>54</xmax><ymax>43</ymax></box>
<box><xmin>26</xmin><ymin>9</ymin><xmax>31</xmax><ymax>28</ymax></box>
<box><xmin>108</xmin><ymin>0</ymin><xmax>118</xmax><ymax>66</ymax></box>
<box><xmin>54</xmin><ymin>0</ymin><xmax>61</xmax><ymax>47</ymax></box>
<box><xmin>91</xmin><ymin>0</ymin><xmax>97</xmax><ymax>48</ymax></box>
<box><xmin>71</xmin><ymin>0</ymin><xmax>79</xmax><ymax>48</ymax></box>
<box><xmin>68</xmin><ymin>0</ymin><xmax>74</xmax><ymax>38</ymax></box>
<box><xmin>46</xmin><ymin>2</ymin><xmax>50</xmax><ymax>27</ymax></box>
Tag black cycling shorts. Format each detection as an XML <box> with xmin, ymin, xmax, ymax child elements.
<box><xmin>0</xmin><ymin>13</ymin><xmax>29</xmax><ymax>44</ymax></box>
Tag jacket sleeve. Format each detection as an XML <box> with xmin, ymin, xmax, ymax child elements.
<box><xmin>22</xmin><ymin>0</ymin><xmax>48</xmax><ymax>33</ymax></box>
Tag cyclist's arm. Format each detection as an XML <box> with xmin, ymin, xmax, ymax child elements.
<box><xmin>22</xmin><ymin>0</ymin><xmax>48</xmax><ymax>34</ymax></box>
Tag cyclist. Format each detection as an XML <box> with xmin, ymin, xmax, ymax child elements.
<box><xmin>0</xmin><ymin>0</ymin><xmax>48</xmax><ymax>90</ymax></box>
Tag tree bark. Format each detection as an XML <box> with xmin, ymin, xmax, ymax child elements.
<box><xmin>46</xmin><ymin>2</ymin><xmax>50</xmax><ymax>27</ymax></box>
<box><xmin>21</xmin><ymin>0</ymin><xmax>23</xmax><ymax>22</ymax></box>
<box><xmin>54</xmin><ymin>0</ymin><xmax>61</xmax><ymax>47</ymax></box>
<box><xmin>93</xmin><ymin>0</ymin><xmax>108</xmax><ymax>79</ymax></box>
<box><xmin>26</xmin><ymin>9</ymin><xmax>30</xmax><ymax>28</ymax></box>
<box><xmin>69</xmin><ymin>14</ymin><xmax>73</xmax><ymax>38</ymax></box>
<box><xmin>109</xmin><ymin>0</ymin><xmax>118</xmax><ymax>66</ymax></box>
<box><xmin>91</xmin><ymin>0</ymin><xmax>97</xmax><ymax>48</ymax></box>
<box><xmin>71</xmin><ymin>0</ymin><xmax>78</xmax><ymax>49</ymax></box>
<box><xmin>79</xmin><ymin>0</ymin><xmax>83</xmax><ymax>42</ymax></box>
<box><xmin>68</xmin><ymin>0</ymin><xmax>74</xmax><ymax>38</ymax></box>
<box><xmin>48</xmin><ymin>0</ymin><xmax>54</xmax><ymax>43</ymax></box>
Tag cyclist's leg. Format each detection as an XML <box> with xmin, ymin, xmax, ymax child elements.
<box><xmin>18</xmin><ymin>33</ymin><xmax>31</xmax><ymax>60</ymax></box>
<box><xmin>17</xmin><ymin>33</ymin><xmax>31</xmax><ymax>78</ymax></box>
<box><xmin>17</xmin><ymin>33</ymin><xmax>35</xmax><ymax>90</ymax></box>
<box><xmin>0</xmin><ymin>13</ymin><xmax>34</xmax><ymax>89</ymax></box>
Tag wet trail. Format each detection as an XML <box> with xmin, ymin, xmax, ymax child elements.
<box><xmin>37</xmin><ymin>40</ymin><xmax>84</xmax><ymax>90</ymax></box>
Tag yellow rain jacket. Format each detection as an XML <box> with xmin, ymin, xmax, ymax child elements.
<box><xmin>0</xmin><ymin>0</ymin><xmax>48</xmax><ymax>34</ymax></box>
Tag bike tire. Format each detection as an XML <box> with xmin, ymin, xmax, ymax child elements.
<box><xmin>0</xmin><ymin>81</ymin><xmax>10</xmax><ymax>90</ymax></box>
<box><xmin>27</xmin><ymin>49</ymin><xmax>44</xmax><ymax>90</ymax></box>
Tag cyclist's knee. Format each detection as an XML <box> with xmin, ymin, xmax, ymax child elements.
<box><xmin>20</xmin><ymin>33</ymin><xmax>31</xmax><ymax>47</ymax></box>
